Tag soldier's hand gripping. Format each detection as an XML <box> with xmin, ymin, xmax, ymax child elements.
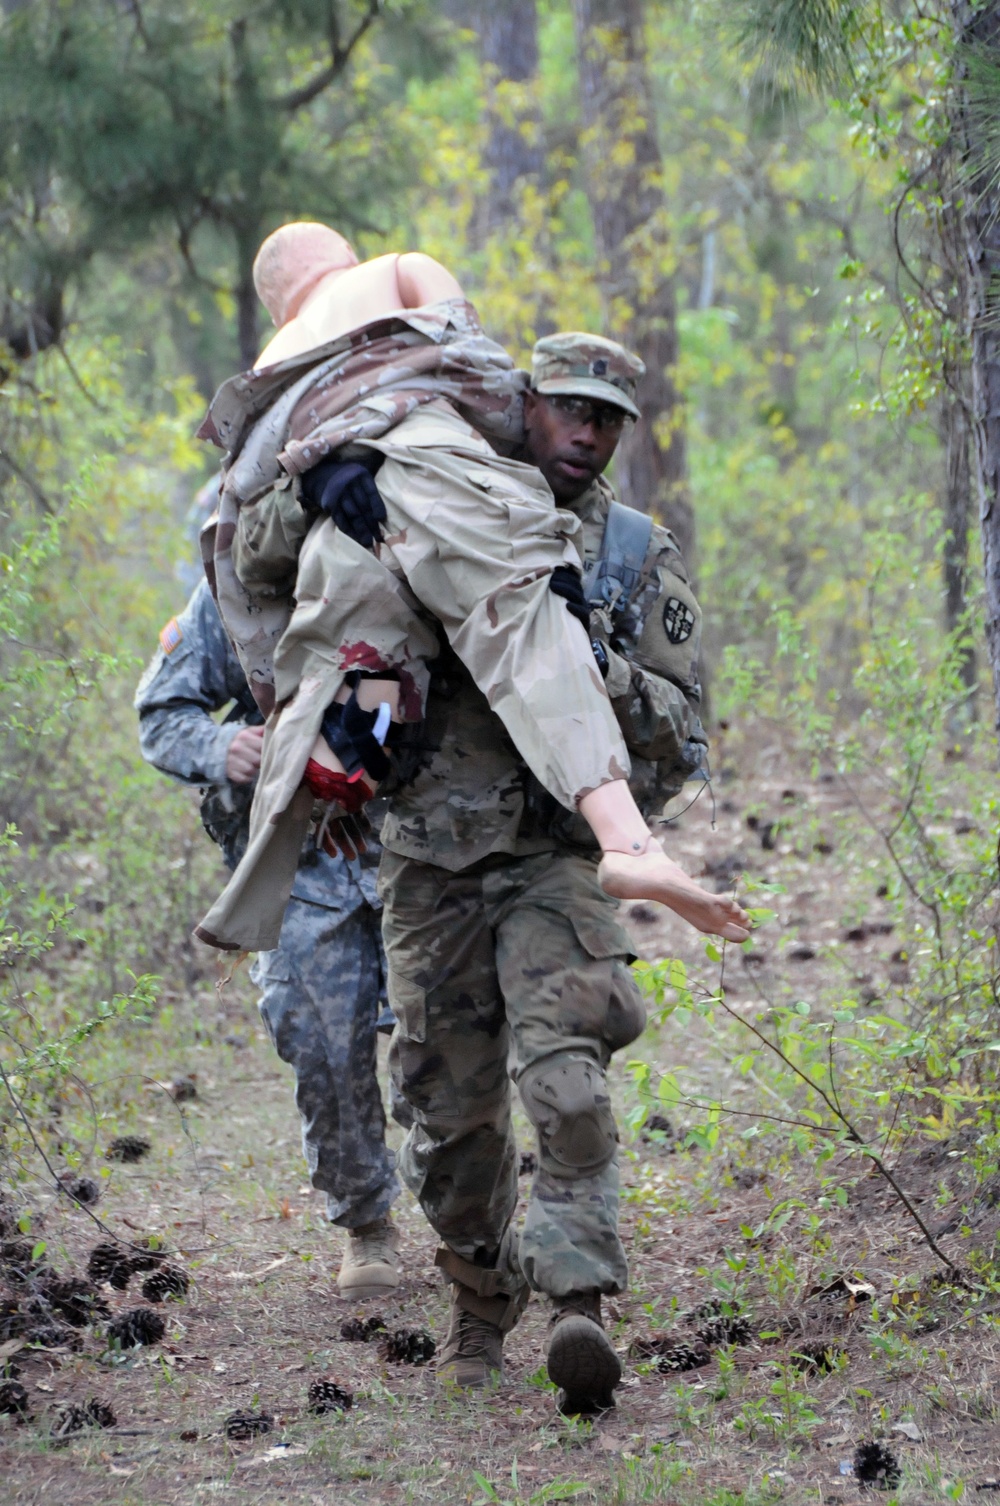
<box><xmin>300</xmin><ymin>456</ymin><xmax>387</xmax><ymax>550</ymax></box>
<box><xmin>549</xmin><ymin>566</ymin><xmax>613</xmax><ymax>677</ymax></box>
<box><xmin>225</xmin><ymin>725</ymin><xmax>265</xmax><ymax>784</ymax></box>
<box><xmin>549</xmin><ymin>565</ymin><xmax>590</xmax><ymax>625</ymax></box>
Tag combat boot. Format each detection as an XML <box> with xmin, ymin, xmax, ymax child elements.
<box><xmin>337</xmin><ymin>1214</ymin><xmax>401</xmax><ymax>1300</ymax></box>
<box><xmin>434</xmin><ymin>1244</ymin><xmax>529</xmax><ymax>1388</ymax></box>
<box><xmin>546</xmin><ymin>1289</ymin><xmax>622</xmax><ymax>1416</ymax></box>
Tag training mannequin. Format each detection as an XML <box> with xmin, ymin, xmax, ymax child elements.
<box><xmin>254</xmin><ymin>223</ymin><xmax>464</xmax><ymax>369</ymax></box>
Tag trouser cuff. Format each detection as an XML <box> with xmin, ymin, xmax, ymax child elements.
<box><xmin>435</xmin><ymin>1245</ymin><xmax>529</xmax><ymax>1334</ymax></box>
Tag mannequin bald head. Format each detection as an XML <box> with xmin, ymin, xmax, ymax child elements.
<box><xmin>253</xmin><ymin>222</ymin><xmax>359</xmax><ymax>328</ymax></box>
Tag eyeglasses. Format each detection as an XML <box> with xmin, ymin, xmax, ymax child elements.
<box><xmin>545</xmin><ymin>395</ymin><xmax>630</xmax><ymax>435</ymax></box>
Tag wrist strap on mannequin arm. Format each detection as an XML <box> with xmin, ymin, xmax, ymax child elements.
<box><xmin>319</xmin><ymin>677</ymin><xmax>393</xmax><ymax>783</ymax></box>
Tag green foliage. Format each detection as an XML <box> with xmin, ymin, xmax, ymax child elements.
<box><xmin>725</xmin><ymin>0</ymin><xmax>883</xmax><ymax>93</ymax></box>
<box><xmin>0</xmin><ymin>0</ymin><xmax>443</xmax><ymax>370</ymax></box>
<box><xmin>0</xmin><ymin>337</ymin><xmax>223</xmax><ymax>1207</ymax></box>
<box><xmin>472</xmin><ymin>1460</ymin><xmax>590</xmax><ymax>1506</ymax></box>
<box><xmin>631</xmin><ymin>501</ymin><xmax>998</xmax><ymax>1246</ymax></box>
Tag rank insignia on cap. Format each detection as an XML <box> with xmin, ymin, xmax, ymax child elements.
<box><xmin>159</xmin><ymin>618</ymin><xmax>183</xmax><ymax>655</ymax></box>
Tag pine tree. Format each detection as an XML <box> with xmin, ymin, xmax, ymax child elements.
<box><xmin>0</xmin><ymin>0</ymin><xmax>431</xmax><ymax>374</ymax></box>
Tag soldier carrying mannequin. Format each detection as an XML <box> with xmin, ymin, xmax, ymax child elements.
<box><xmin>196</xmin><ymin>222</ymin><xmax>749</xmax><ymax>1415</ymax></box>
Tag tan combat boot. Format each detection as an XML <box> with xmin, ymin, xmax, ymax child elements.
<box><xmin>546</xmin><ymin>1289</ymin><xmax>622</xmax><ymax>1416</ymax></box>
<box><xmin>337</xmin><ymin>1215</ymin><xmax>401</xmax><ymax>1300</ymax></box>
<box><xmin>434</xmin><ymin>1244</ymin><xmax>529</xmax><ymax>1388</ymax></box>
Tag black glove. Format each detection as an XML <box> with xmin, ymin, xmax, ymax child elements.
<box><xmin>549</xmin><ymin>564</ymin><xmax>591</xmax><ymax>626</ymax></box>
<box><xmin>300</xmin><ymin>457</ymin><xmax>387</xmax><ymax>550</ymax></box>
<box><xmin>320</xmin><ymin>689</ymin><xmax>393</xmax><ymax>783</ymax></box>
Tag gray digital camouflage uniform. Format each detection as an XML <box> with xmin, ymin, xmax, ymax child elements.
<box><xmin>135</xmin><ymin>578</ymin><xmax>399</xmax><ymax>1228</ymax></box>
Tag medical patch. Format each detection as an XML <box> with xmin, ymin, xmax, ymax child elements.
<box><xmin>159</xmin><ymin>618</ymin><xmax>183</xmax><ymax>655</ymax></box>
<box><xmin>662</xmin><ymin>597</ymin><xmax>695</xmax><ymax>645</ymax></box>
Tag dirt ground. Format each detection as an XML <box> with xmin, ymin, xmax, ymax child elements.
<box><xmin>2</xmin><ymin>734</ymin><xmax>998</xmax><ymax>1505</ymax></box>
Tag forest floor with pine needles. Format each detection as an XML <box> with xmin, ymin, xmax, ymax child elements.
<box><xmin>2</xmin><ymin>727</ymin><xmax>999</xmax><ymax>1505</ymax></box>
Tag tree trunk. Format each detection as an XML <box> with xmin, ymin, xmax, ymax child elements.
<box><xmin>941</xmin><ymin>387</ymin><xmax>978</xmax><ymax>718</ymax></box>
<box><xmin>953</xmin><ymin>0</ymin><xmax>1000</xmax><ymax>733</ymax></box>
<box><xmin>231</xmin><ymin>17</ymin><xmax>262</xmax><ymax>372</ymax></box>
<box><xmin>571</xmin><ymin>0</ymin><xmax>692</xmax><ymax>558</ymax></box>
<box><xmin>235</xmin><ymin>226</ymin><xmax>260</xmax><ymax>373</ymax></box>
<box><xmin>478</xmin><ymin>0</ymin><xmax>544</xmax><ymax>233</ymax></box>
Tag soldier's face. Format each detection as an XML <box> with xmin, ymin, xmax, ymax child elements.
<box><xmin>522</xmin><ymin>391</ymin><xmax>626</xmax><ymax>503</ymax></box>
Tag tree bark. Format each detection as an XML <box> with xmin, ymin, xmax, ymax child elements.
<box><xmin>941</xmin><ymin>386</ymin><xmax>978</xmax><ymax>717</ymax></box>
<box><xmin>952</xmin><ymin>0</ymin><xmax>1000</xmax><ymax>733</ymax></box>
<box><xmin>235</xmin><ymin>226</ymin><xmax>261</xmax><ymax>373</ymax></box>
<box><xmin>571</xmin><ymin>0</ymin><xmax>692</xmax><ymax>558</ymax></box>
<box><xmin>478</xmin><ymin>0</ymin><xmax>544</xmax><ymax>233</ymax></box>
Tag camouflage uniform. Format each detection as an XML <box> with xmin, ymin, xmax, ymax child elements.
<box><xmin>135</xmin><ymin>578</ymin><xmax>399</xmax><ymax>1229</ymax></box>
<box><xmin>195</xmin><ymin>318</ymin><xmax>704</xmax><ymax>1301</ymax></box>
<box><xmin>379</xmin><ymin>334</ymin><xmax>707</xmax><ymax>1298</ymax></box>
<box><xmin>195</xmin><ymin>301</ymin><xmax>633</xmax><ymax>953</ymax></box>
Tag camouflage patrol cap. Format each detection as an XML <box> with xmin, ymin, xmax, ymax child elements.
<box><xmin>530</xmin><ymin>332</ymin><xmax>644</xmax><ymax>420</ymax></box>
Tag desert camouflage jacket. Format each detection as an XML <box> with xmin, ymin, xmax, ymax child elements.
<box><xmin>199</xmin><ymin>298</ymin><xmax>527</xmax><ymax>717</ymax></box>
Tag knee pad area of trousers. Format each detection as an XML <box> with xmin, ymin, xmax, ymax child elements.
<box><xmin>519</xmin><ymin>1052</ymin><xmax>618</xmax><ymax>1175</ymax></box>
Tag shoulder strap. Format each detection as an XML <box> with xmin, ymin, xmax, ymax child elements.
<box><xmin>583</xmin><ymin>500</ymin><xmax>654</xmax><ymax>612</ymax></box>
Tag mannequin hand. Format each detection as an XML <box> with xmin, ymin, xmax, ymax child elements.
<box><xmin>300</xmin><ymin>458</ymin><xmax>387</xmax><ymax>549</ymax></box>
<box><xmin>226</xmin><ymin>725</ymin><xmax>264</xmax><ymax>784</ymax></box>
<box><xmin>319</xmin><ymin>810</ymin><xmax>373</xmax><ymax>862</ymax></box>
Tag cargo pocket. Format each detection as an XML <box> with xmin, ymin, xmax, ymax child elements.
<box><xmin>249</xmin><ymin>947</ymin><xmax>296</xmax><ymax>990</ymax></box>
<box><xmin>567</xmin><ymin>910</ymin><xmax>646</xmax><ymax>1054</ymax></box>
<box><xmin>386</xmin><ymin>969</ymin><xmax>427</xmax><ymax>1045</ymax></box>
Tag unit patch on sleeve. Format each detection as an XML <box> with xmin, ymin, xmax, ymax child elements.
<box><xmin>159</xmin><ymin>618</ymin><xmax>183</xmax><ymax>655</ymax></box>
<box><xmin>662</xmin><ymin>597</ymin><xmax>695</xmax><ymax>645</ymax></box>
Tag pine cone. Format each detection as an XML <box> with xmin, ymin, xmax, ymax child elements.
<box><xmin>224</xmin><ymin>1409</ymin><xmax>273</xmax><ymax>1441</ymax></box>
<box><xmin>630</xmin><ymin>1335</ymin><xmax>712</xmax><ymax>1372</ymax></box>
<box><xmin>0</xmin><ymin>1238</ymin><xmax>38</xmax><ymax>1281</ymax></box>
<box><xmin>686</xmin><ymin>1297</ymin><xmax>752</xmax><ymax>1347</ymax></box>
<box><xmin>33</xmin><ymin>1275</ymin><xmax>109</xmax><ymax>1328</ymax></box>
<box><xmin>105</xmin><ymin>1136</ymin><xmax>151</xmax><ymax>1164</ymax></box>
<box><xmin>127</xmin><ymin>1238</ymin><xmax>166</xmax><ymax>1273</ymax></box>
<box><xmin>854</xmin><ymin>1441</ymin><xmax>901</xmax><ymax>1488</ymax></box>
<box><xmin>107</xmin><ymin>1306</ymin><xmax>165</xmax><ymax>1348</ymax></box>
<box><xmin>87</xmin><ymin>1242</ymin><xmax>133</xmax><ymax>1291</ymax></box>
<box><xmin>141</xmin><ymin>1265</ymin><xmax>189</xmax><ymax>1303</ymax></box>
<box><xmin>307</xmin><ymin>1377</ymin><xmax>353</xmax><ymax>1414</ymax></box>
<box><xmin>52</xmin><ymin>1403</ymin><xmax>88</xmax><ymax>1437</ymax></box>
<box><xmin>0</xmin><ymin>1380</ymin><xmax>30</xmax><ymax>1417</ymax></box>
<box><xmin>26</xmin><ymin>1319</ymin><xmax>83</xmax><ymax>1350</ymax></box>
<box><xmin>339</xmin><ymin>1314</ymin><xmax>386</xmax><ymax>1342</ymax></box>
<box><xmin>84</xmin><ymin>1397</ymin><xmax>116</xmax><ymax>1429</ymax></box>
<box><xmin>63</xmin><ymin>1176</ymin><xmax>100</xmax><ymax>1207</ymax></box>
<box><xmin>379</xmin><ymin>1327</ymin><xmax>435</xmax><ymax>1366</ymax></box>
